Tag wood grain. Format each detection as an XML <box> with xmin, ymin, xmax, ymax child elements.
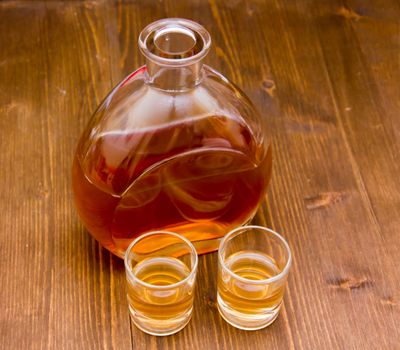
<box><xmin>0</xmin><ymin>1</ymin><xmax>399</xmax><ymax>349</ymax></box>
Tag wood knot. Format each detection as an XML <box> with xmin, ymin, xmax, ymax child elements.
<box><xmin>262</xmin><ymin>79</ymin><xmax>276</xmax><ymax>97</ymax></box>
<box><xmin>337</xmin><ymin>6</ymin><xmax>362</xmax><ymax>21</ymax></box>
<box><xmin>327</xmin><ymin>277</ymin><xmax>373</xmax><ymax>291</ymax></box>
<box><xmin>37</xmin><ymin>182</ymin><xmax>49</xmax><ymax>199</ymax></box>
<box><xmin>246</xmin><ymin>3</ymin><xmax>255</xmax><ymax>16</ymax></box>
<box><xmin>204</xmin><ymin>295</ymin><xmax>216</xmax><ymax>308</ymax></box>
<box><xmin>56</xmin><ymin>87</ymin><xmax>67</xmax><ymax>96</ymax></box>
<box><xmin>304</xmin><ymin>191</ymin><xmax>345</xmax><ymax>210</ymax></box>
<box><xmin>380</xmin><ymin>296</ymin><xmax>397</xmax><ymax>307</ymax></box>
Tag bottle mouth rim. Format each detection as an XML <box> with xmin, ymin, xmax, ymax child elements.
<box><xmin>139</xmin><ymin>18</ymin><xmax>211</xmax><ymax>67</ymax></box>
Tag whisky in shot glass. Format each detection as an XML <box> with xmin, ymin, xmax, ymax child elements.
<box><xmin>124</xmin><ymin>231</ymin><xmax>198</xmax><ymax>336</ymax></box>
<box><xmin>217</xmin><ymin>225</ymin><xmax>292</xmax><ymax>330</ymax></box>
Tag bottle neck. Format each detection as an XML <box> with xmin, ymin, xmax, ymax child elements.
<box><xmin>145</xmin><ymin>59</ymin><xmax>203</xmax><ymax>91</ymax></box>
<box><xmin>139</xmin><ymin>19</ymin><xmax>211</xmax><ymax>92</ymax></box>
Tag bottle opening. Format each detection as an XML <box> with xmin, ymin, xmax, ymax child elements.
<box><xmin>139</xmin><ymin>18</ymin><xmax>211</xmax><ymax>65</ymax></box>
<box><xmin>155</xmin><ymin>27</ymin><xmax>196</xmax><ymax>55</ymax></box>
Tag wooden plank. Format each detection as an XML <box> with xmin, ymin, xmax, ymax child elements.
<box><xmin>1</xmin><ymin>0</ymin><xmax>399</xmax><ymax>349</ymax></box>
<box><xmin>259</xmin><ymin>0</ymin><xmax>400</xmax><ymax>348</ymax></box>
<box><xmin>311</xmin><ymin>2</ymin><xmax>400</xmax><ymax>347</ymax></box>
<box><xmin>0</xmin><ymin>1</ymin><xmax>131</xmax><ymax>349</ymax></box>
<box><xmin>318</xmin><ymin>0</ymin><xmax>400</xmax><ymax>254</ymax></box>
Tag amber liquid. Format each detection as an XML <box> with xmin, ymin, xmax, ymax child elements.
<box><xmin>218</xmin><ymin>251</ymin><xmax>284</xmax><ymax>314</ymax></box>
<box><xmin>73</xmin><ymin>115</ymin><xmax>272</xmax><ymax>256</ymax></box>
<box><xmin>127</xmin><ymin>257</ymin><xmax>193</xmax><ymax>322</ymax></box>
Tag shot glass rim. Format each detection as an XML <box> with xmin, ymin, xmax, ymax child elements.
<box><xmin>218</xmin><ymin>225</ymin><xmax>292</xmax><ymax>285</ymax></box>
<box><xmin>124</xmin><ymin>230</ymin><xmax>199</xmax><ymax>290</ymax></box>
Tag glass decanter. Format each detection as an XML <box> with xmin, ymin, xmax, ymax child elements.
<box><xmin>72</xmin><ymin>18</ymin><xmax>272</xmax><ymax>257</ymax></box>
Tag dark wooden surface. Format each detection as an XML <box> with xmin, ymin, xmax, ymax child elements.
<box><xmin>1</xmin><ymin>1</ymin><xmax>399</xmax><ymax>349</ymax></box>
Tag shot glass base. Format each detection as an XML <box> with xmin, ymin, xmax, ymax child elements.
<box><xmin>129</xmin><ymin>305</ymin><xmax>192</xmax><ymax>336</ymax></box>
<box><xmin>217</xmin><ymin>293</ymin><xmax>282</xmax><ymax>331</ymax></box>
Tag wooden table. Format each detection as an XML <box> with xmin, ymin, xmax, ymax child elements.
<box><xmin>1</xmin><ymin>1</ymin><xmax>399</xmax><ymax>349</ymax></box>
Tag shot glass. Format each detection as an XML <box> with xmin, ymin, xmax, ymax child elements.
<box><xmin>217</xmin><ymin>225</ymin><xmax>292</xmax><ymax>330</ymax></box>
<box><xmin>124</xmin><ymin>231</ymin><xmax>198</xmax><ymax>336</ymax></box>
